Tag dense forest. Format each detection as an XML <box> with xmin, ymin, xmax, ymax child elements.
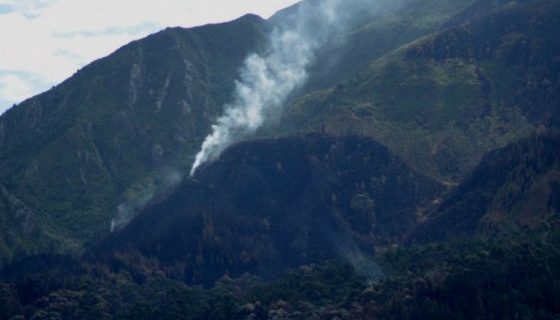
<box><xmin>1</xmin><ymin>224</ymin><xmax>559</xmax><ymax>319</ymax></box>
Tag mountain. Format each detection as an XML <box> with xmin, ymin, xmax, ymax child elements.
<box><xmin>0</xmin><ymin>0</ymin><xmax>557</xmax><ymax>270</ymax></box>
<box><xmin>0</xmin><ymin>0</ymin><xmax>487</xmax><ymax>263</ymax></box>
<box><xmin>97</xmin><ymin>134</ymin><xmax>442</xmax><ymax>285</ymax></box>
<box><xmin>409</xmin><ymin>132</ymin><xmax>560</xmax><ymax>242</ymax></box>
<box><xmin>272</xmin><ymin>0</ymin><xmax>560</xmax><ymax>181</ymax></box>
<box><xmin>0</xmin><ymin>0</ymin><xmax>559</xmax><ymax>318</ymax></box>
<box><xmin>273</xmin><ymin>0</ymin><xmax>481</xmax><ymax>94</ymax></box>
<box><xmin>0</xmin><ymin>14</ymin><xmax>269</xmax><ymax>260</ymax></box>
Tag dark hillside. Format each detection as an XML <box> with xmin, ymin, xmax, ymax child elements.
<box><xmin>410</xmin><ymin>133</ymin><xmax>560</xmax><ymax>242</ymax></box>
<box><xmin>99</xmin><ymin>134</ymin><xmax>442</xmax><ymax>285</ymax></box>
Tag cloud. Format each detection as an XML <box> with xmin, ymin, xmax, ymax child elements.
<box><xmin>0</xmin><ymin>71</ymin><xmax>49</xmax><ymax>104</ymax></box>
<box><xmin>0</xmin><ymin>0</ymin><xmax>56</xmax><ymax>18</ymax></box>
<box><xmin>0</xmin><ymin>0</ymin><xmax>299</xmax><ymax>115</ymax></box>
<box><xmin>53</xmin><ymin>22</ymin><xmax>161</xmax><ymax>38</ymax></box>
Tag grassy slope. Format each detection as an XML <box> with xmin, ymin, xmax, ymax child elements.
<box><xmin>287</xmin><ymin>0</ymin><xmax>479</xmax><ymax>94</ymax></box>
<box><xmin>273</xmin><ymin>0</ymin><xmax>560</xmax><ymax>182</ymax></box>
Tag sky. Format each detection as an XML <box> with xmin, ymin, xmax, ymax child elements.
<box><xmin>0</xmin><ymin>0</ymin><xmax>300</xmax><ymax>115</ymax></box>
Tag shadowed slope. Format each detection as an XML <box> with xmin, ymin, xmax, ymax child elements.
<box><xmin>410</xmin><ymin>133</ymin><xmax>560</xmax><ymax>242</ymax></box>
<box><xmin>99</xmin><ymin>134</ymin><xmax>442</xmax><ymax>285</ymax></box>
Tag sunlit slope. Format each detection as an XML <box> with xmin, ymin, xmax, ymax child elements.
<box><xmin>274</xmin><ymin>0</ymin><xmax>479</xmax><ymax>94</ymax></box>
<box><xmin>275</xmin><ymin>0</ymin><xmax>559</xmax><ymax>181</ymax></box>
<box><xmin>0</xmin><ymin>15</ymin><xmax>269</xmax><ymax>255</ymax></box>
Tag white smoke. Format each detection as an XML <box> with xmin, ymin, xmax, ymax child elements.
<box><xmin>110</xmin><ymin>168</ymin><xmax>181</xmax><ymax>232</ymax></box>
<box><xmin>190</xmin><ymin>0</ymin><xmax>358</xmax><ymax>176</ymax></box>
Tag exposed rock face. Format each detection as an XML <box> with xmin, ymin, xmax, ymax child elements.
<box><xmin>0</xmin><ymin>185</ymin><xmax>37</xmax><ymax>236</ymax></box>
<box><xmin>0</xmin><ymin>184</ymin><xmax>49</xmax><ymax>267</ymax></box>
<box><xmin>0</xmin><ymin>14</ymin><xmax>269</xmax><ymax>254</ymax></box>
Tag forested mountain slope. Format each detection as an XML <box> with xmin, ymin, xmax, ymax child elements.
<box><xmin>98</xmin><ymin>134</ymin><xmax>442</xmax><ymax>285</ymax></box>
<box><xmin>0</xmin><ymin>0</ymin><xmax>486</xmax><ymax>261</ymax></box>
<box><xmin>274</xmin><ymin>0</ymin><xmax>560</xmax><ymax>181</ymax></box>
<box><xmin>410</xmin><ymin>133</ymin><xmax>560</xmax><ymax>242</ymax></box>
<box><xmin>0</xmin><ymin>15</ymin><xmax>269</xmax><ymax>258</ymax></box>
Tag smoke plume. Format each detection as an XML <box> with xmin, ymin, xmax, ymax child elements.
<box><xmin>190</xmin><ymin>0</ymin><xmax>369</xmax><ymax>176</ymax></box>
<box><xmin>110</xmin><ymin>168</ymin><xmax>181</xmax><ymax>232</ymax></box>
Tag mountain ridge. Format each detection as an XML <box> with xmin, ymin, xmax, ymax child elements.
<box><xmin>0</xmin><ymin>0</ymin><xmax>559</xmax><ymax>318</ymax></box>
<box><xmin>0</xmin><ymin>13</ymin><xmax>270</xmax><ymax>259</ymax></box>
<box><xmin>0</xmin><ymin>0</ymin><xmax>558</xmax><ymax>268</ymax></box>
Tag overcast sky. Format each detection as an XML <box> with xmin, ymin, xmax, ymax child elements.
<box><xmin>0</xmin><ymin>0</ymin><xmax>300</xmax><ymax>114</ymax></box>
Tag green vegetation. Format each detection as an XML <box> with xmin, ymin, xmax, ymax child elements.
<box><xmin>411</xmin><ymin>133</ymin><xmax>560</xmax><ymax>242</ymax></box>
<box><xmin>0</xmin><ymin>0</ymin><xmax>486</xmax><ymax>263</ymax></box>
<box><xmin>0</xmin><ymin>16</ymin><xmax>269</xmax><ymax>262</ymax></box>
<box><xmin>4</xmin><ymin>0</ymin><xmax>555</xmax><ymax>265</ymax></box>
<box><xmin>273</xmin><ymin>0</ymin><xmax>559</xmax><ymax>182</ymax></box>
<box><xmin>1</xmin><ymin>224</ymin><xmax>558</xmax><ymax>319</ymax></box>
<box><xmin>98</xmin><ymin>135</ymin><xmax>442</xmax><ymax>286</ymax></box>
<box><xmin>0</xmin><ymin>0</ymin><xmax>559</xmax><ymax>318</ymax></box>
